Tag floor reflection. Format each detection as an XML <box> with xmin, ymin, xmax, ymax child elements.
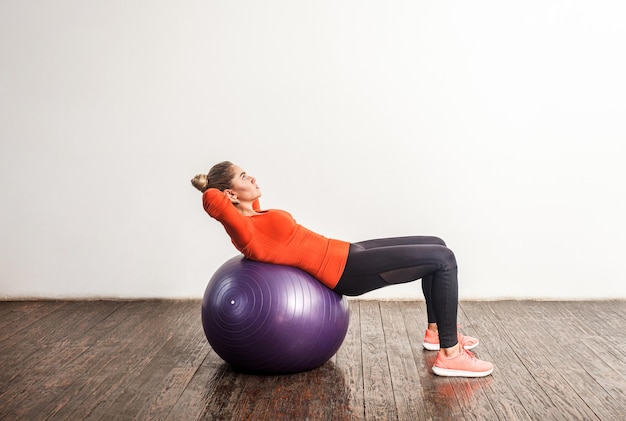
<box><xmin>198</xmin><ymin>350</ymin><xmax>494</xmax><ymax>420</ymax></box>
<box><xmin>433</xmin><ymin>376</ymin><xmax>492</xmax><ymax>405</ymax></box>
<box><xmin>424</xmin><ymin>350</ymin><xmax>494</xmax><ymax>417</ymax></box>
<box><xmin>198</xmin><ymin>360</ymin><xmax>353</xmax><ymax>420</ymax></box>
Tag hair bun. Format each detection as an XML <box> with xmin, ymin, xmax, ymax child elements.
<box><xmin>191</xmin><ymin>174</ymin><xmax>209</xmax><ymax>192</ymax></box>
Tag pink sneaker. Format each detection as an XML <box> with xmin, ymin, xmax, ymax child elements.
<box><xmin>432</xmin><ymin>348</ymin><xmax>494</xmax><ymax>377</ymax></box>
<box><xmin>423</xmin><ymin>329</ymin><xmax>479</xmax><ymax>351</ymax></box>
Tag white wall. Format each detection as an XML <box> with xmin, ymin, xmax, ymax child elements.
<box><xmin>1</xmin><ymin>0</ymin><xmax>625</xmax><ymax>300</ymax></box>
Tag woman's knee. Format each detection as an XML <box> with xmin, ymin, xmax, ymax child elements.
<box><xmin>431</xmin><ymin>236</ymin><xmax>446</xmax><ymax>247</ymax></box>
<box><xmin>437</xmin><ymin>245</ymin><xmax>457</xmax><ymax>268</ymax></box>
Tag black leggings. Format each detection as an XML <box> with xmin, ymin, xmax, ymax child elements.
<box><xmin>333</xmin><ymin>236</ymin><xmax>459</xmax><ymax>348</ymax></box>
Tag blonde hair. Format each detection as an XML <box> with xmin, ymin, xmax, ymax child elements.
<box><xmin>191</xmin><ymin>161</ymin><xmax>235</xmax><ymax>193</ymax></box>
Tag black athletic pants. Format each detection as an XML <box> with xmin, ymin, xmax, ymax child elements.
<box><xmin>333</xmin><ymin>236</ymin><xmax>459</xmax><ymax>348</ymax></box>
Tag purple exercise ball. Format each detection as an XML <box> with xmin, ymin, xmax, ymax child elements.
<box><xmin>201</xmin><ymin>255</ymin><xmax>350</xmax><ymax>374</ymax></box>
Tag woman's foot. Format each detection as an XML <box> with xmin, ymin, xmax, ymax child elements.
<box><xmin>432</xmin><ymin>347</ymin><xmax>494</xmax><ymax>377</ymax></box>
<box><xmin>423</xmin><ymin>328</ymin><xmax>479</xmax><ymax>351</ymax></box>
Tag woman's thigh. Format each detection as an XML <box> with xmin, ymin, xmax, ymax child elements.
<box><xmin>346</xmin><ymin>243</ymin><xmax>452</xmax><ymax>277</ymax></box>
<box><xmin>355</xmin><ymin>236</ymin><xmax>445</xmax><ymax>249</ymax></box>
<box><xmin>333</xmin><ymin>242</ymin><xmax>455</xmax><ymax>296</ymax></box>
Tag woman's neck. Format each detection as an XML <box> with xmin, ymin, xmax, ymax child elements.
<box><xmin>237</xmin><ymin>202</ymin><xmax>259</xmax><ymax>216</ymax></box>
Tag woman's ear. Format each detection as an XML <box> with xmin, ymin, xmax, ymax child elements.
<box><xmin>223</xmin><ymin>189</ymin><xmax>240</xmax><ymax>205</ymax></box>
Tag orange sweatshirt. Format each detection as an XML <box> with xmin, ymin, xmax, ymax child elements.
<box><xmin>202</xmin><ymin>188</ymin><xmax>350</xmax><ymax>289</ymax></box>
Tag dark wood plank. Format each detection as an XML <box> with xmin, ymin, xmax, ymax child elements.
<box><xmin>558</xmin><ymin>300</ymin><xmax>626</xmax><ymax>359</ymax></box>
<box><xmin>0</xmin><ymin>301</ymin><xmax>126</xmax><ymax>420</ymax></box>
<box><xmin>460</xmin><ymin>302</ymin><xmax>539</xmax><ymax>420</ymax></box>
<box><xmin>108</xmin><ymin>301</ymin><xmax>209</xmax><ymax>420</ymax></box>
<box><xmin>378</xmin><ymin>301</ymin><xmax>428</xmax><ymax>420</ymax></box>
<box><xmin>131</xmin><ymin>367</ymin><xmax>198</xmax><ymax>420</ymax></box>
<box><xmin>399</xmin><ymin>301</ymin><xmax>443</xmax><ymax>420</ymax></box>
<box><xmin>199</xmin><ymin>365</ymin><xmax>279</xmax><ymax>420</ymax></box>
<box><xmin>40</xmin><ymin>301</ymin><xmax>185</xmax><ymax>420</ymax></box>
<box><xmin>244</xmin><ymin>361</ymin><xmax>352</xmax><ymax>421</ymax></box>
<box><xmin>359</xmin><ymin>301</ymin><xmax>397</xmax><ymax>420</ymax></box>
<box><xmin>485</xmin><ymin>301</ymin><xmax>599</xmax><ymax>420</ymax></box>
<box><xmin>79</xmin><ymin>301</ymin><xmax>203</xmax><ymax>421</ymax></box>
<box><xmin>0</xmin><ymin>300</ymin><xmax>121</xmax><ymax>393</ymax></box>
<box><xmin>334</xmin><ymin>300</ymin><xmax>365</xmax><ymax>420</ymax></box>
<box><xmin>305</xmin><ymin>361</ymin><xmax>356</xmax><ymax>421</ymax></box>
<box><xmin>0</xmin><ymin>301</ymin><xmax>21</xmax><ymax>318</ymax></box>
<box><xmin>177</xmin><ymin>336</ymin><xmax>294</xmax><ymax>420</ymax></box>
<box><xmin>231</xmin><ymin>373</ymin><xmax>284</xmax><ymax>421</ymax></box>
<box><xmin>164</xmin><ymin>359</ymin><xmax>231</xmax><ymax>421</ymax></box>
<box><xmin>0</xmin><ymin>301</ymin><xmax>60</xmax><ymax>332</ymax></box>
<box><xmin>559</xmin><ymin>301</ymin><xmax>626</xmax><ymax>403</ymax></box>
<box><xmin>511</xmin><ymin>300</ymin><xmax>623</xmax><ymax>420</ymax></box>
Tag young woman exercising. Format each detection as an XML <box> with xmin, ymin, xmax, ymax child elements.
<box><xmin>191</xmin><ymin>161</ymin><xmax>494</xmax><ymax>377</ymax></box>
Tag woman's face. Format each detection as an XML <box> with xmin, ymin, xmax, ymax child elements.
<box><xmin>228</xmin><ymin>165</ymin><xmax>261</xmax><ymax>202</ymax></box>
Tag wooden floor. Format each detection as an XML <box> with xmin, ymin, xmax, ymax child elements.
<box><xmin>0</xmin><ymin>300</ymin><xmax>624</xmax><ymax>421</ymax></box>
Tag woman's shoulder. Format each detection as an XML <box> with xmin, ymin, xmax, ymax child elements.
<box><xmin>202</xmin><ymin>189</ymin><xmax>234</xmax><ymax>218</ymax></box>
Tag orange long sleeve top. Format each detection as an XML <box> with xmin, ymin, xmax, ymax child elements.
<box><xmin>202</xmin><ymin>188</ymin><xmax>350</xmax><ymax>289</ymax></box>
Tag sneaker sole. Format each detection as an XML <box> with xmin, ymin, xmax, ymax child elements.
<box><xmin>432</xmin><ymin>365</ymin><xmax>494</xmax><ymax>378</ymax></box>
<box><xmin>422</xmin><ymin>341</ymin><xmax>479</xmax><ymax>351</ymax></box>
<box><xmin>423</xmin><ymin>342</ymin><xmax>440</xmax><ymax>351</ymax></box>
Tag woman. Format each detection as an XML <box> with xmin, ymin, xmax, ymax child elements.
<box><xmin>191</xmin><ymin>161</ymin><xmax>494</xmax><ymax>377</ymax></box>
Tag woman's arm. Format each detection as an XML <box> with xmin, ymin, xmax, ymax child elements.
<box><xmin>202</xmin><ymin>189</ymin><xmax>253</xmax><ymax>247</ymax></box>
